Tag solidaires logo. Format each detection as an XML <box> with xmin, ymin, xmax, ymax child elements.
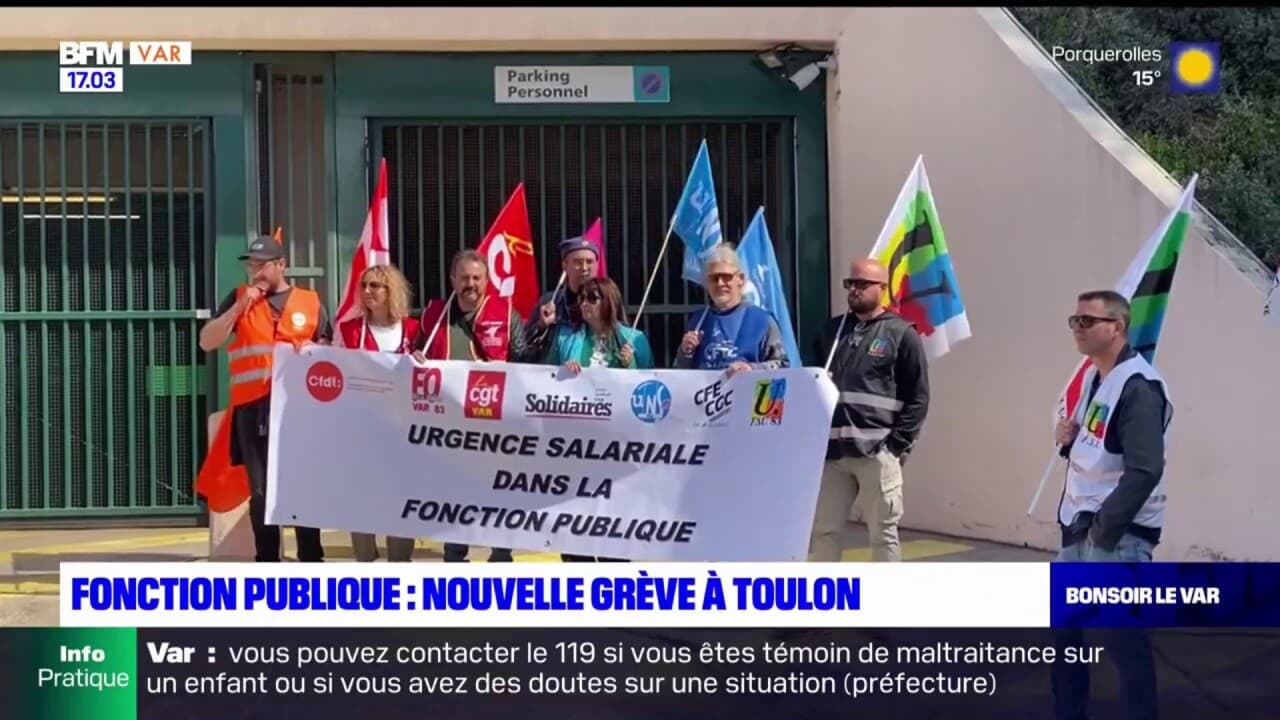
<box><xmin>1169</xmin><ymin>41</ymin><xmax>1219</xmax><ymax>93</ymax></box>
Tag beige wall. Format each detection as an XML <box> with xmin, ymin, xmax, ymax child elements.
<box><xmin>830</xmin><ymin>7</ymin><xmax>1279</xmax><ymax>561</ymax></box>
<box><xmin>3</xmin><ymin>7</ymin><xmax>1273</xmax><ymax>559</ymax></box>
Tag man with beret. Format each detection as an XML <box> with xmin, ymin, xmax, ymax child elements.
<box><xmin>522</xmin><ymin>234</ymin><xmax>601</xmax><ymax>354</ymax></box>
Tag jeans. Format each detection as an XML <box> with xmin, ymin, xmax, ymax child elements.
<box><xmin>1052</xmin><ymin>533</ymin><xmax>1158</xmax><ymax>720</ymax></box>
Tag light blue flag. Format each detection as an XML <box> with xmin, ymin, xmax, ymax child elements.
<box><xmin>738</xmin><ymin>207</ymin><xmax>802</xmax><ymax>365</ymax></box>
<box><xmin>671</xmin><ymin>140</ymin><xmax>723</xmax><ymax>285</ymax></box>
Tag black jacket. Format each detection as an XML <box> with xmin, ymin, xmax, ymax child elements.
<box><xmin>1057</xmin><ymin>345</ymin><xmax>1171</xmax><ymax>551</ymax></box>
<box><xmin>816</xmin><ymin>311</ymin><xmax>930</xmax><ymax>461</ymax></box>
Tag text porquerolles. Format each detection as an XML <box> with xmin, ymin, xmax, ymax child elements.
<box><xmin>406</xmin><ymin>425</ymin><xmax>710</xmax><ymax>466</ymax></box>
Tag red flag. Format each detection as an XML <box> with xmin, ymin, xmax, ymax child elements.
<box><xmin>583</xmin><ymin>217</ymin><xmax>606</xmax><ymax>278</ymax></box>
<box><xmin>334</xmin><ymin>158</ymin><xmax>391</xmax><ymax>347</ymax></box>
<box><xmin>1056</xmin><ymin>358</ymin><xmax>1093</xmax><ymax>424</ymax></box>
<box><xmin>475</xmin><ymin>184</ymin><xmax>540</xmax><ymax>319</ymax></box>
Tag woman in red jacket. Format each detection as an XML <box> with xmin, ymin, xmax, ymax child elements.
<box><xmin>337</xmin><ymin>264</ymin><xmax>420</xmax><ymax>562</ymax></box>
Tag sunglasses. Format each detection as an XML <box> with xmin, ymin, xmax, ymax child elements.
<box><xmin>580</xmin><ymin>292</ymin><xmax>603</xmax><ymax>305</ymax></box>
<box><xmin>708</xmin><ymin>272</ymin><xmax>738</xmax><ymax>285</ymax></box>
<box><xmin>842</xmin><ymin>278</ymin><xmax>885</xmax><ymax>290</ymax></box>
<box><xmin>1067</xmin><ymin>314</ymin><xmax>1118</xmax><ymax>330</ymax></box>
<box><xmin>361</xmin><ymin>281</ymin><xmax>387</xmax><ymax>290</ymax></box>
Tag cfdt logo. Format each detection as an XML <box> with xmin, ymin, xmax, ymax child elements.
<box><xmin>749</xmin><ymin>378</ymin><xmax>786</xmax><ymax>426</ymax></box>
<box><xmin>465</xmin><ymin>371</ymin><xmax>506</xmax><ymax>420</ymax></box>
<box><xmin>306</xmin><ymin>361</ymin><xmax>344</xmax><ymax>403</ymax></box>
<box><xmin>630</xmin><ymin>380</ymin><xmax>672</xmax><ymax>424</ymax></box>
<box><xmin>411</xmin><ymin>366</ymin><xmax>445</xmax><ymax>415</ymax></box>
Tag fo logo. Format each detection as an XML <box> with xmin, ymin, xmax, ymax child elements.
<box><xmin>306</xmin><ymin>361</ymin><xmax>343</xmax><ymax>402</ymax></box>
<box><xmin>465</xmin><ymin>370</ymin><xmax>506</xmax><ymax>420</ymax></box>
<box><xmin>411</xmin><ymin>366</ymin><xmax>445</xmax><ymax>415</ymax></box>
<box><xmin>630</xmin><ymin>380</ymin><xmax>672</xmax><ymax>424</ymax></box>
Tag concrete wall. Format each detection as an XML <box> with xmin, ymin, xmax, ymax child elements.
<box><xmin>830</xmin><ymin>7</ymin><xmax>1279</xmax><ymax>561</ymax></box>
<box><xmin>2</xmin><ymin>6</ymin><xmax>1274</xmax><ymax>559</ymax></box>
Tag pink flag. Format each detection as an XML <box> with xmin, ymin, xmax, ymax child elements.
<box><xmin>334</xmin><ymin>158</ymin><xmax>391</xmax><ymax>347</ymax></box>
<box><xmin>583</xmin><ymin>217</ymin><xmax>606</xmax><ymax>277</ymax></box>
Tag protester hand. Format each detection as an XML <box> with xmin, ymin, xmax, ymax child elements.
<box><xmin>725</xmin><ymin>361</ymin><xmax>752</xmax><ymax>378</ymax></box>
<box><xmin>1055</xmin><ymin>418</ymin><xmax>1079</xmax><ymax>447</ymax></box>
<box><xmin>293</xmin><ymin>340</ymin><xmax>315</xmax><ymax>355</ymax></box>
<box><xmin>563</xmin><ymin>361</ymin><xmax>582</xmax><ymax>376</ymax></box>
<box><xmin>539</xmin><ymin>302</ymin><xmax>557</xmax><ymax>326</ymax></box>
<box><xmin>241</xmin><ymin>284</ymin><xmax>265</xmax><ymax>308</ymax></box>
<box><xmin>618</xmin><ymin>343</ymin><xmax>634</xmax><ymax>367</ymax></box>
<box><xmin>411</xmin><ymin>350</ymin><xmax>428</xmax><ymax>365</ymax></box>
<box><xmin>679</xmin><ymin>331</ymin><xmax>702</xmax><ymax>356</ymax></box>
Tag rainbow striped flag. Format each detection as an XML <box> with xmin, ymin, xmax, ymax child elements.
<box><xmin>868</xmin><ymin>155</ymin><xmax>971</xmax><ymax>359</ymax></box>
<box><xmin>1056</xmin><ymin>174</ymin><xmax>1198</xmax><ymax>424</ymax></box>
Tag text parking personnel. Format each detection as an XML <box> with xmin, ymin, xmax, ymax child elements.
<box><xmin>198</xmin><ymin>235</ymin><xmax>331</xmax><ymax>563</ymax></box>
<box><xmin>1052</xmin><ymin>289</ymin><xmax>1172</xmax><ymax>720</ymax></box>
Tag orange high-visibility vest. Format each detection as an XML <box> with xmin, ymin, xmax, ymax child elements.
<box><xmin>227</xmin><ymin>285</ymin><xmax>320</xmax><ymax>407</ymax></box>
<box><xmin>195</xmin><ymin>285</ymin><xmax>320</xmax><ymax>512</ymax></box>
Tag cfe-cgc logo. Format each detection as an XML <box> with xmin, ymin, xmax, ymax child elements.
<box><xmin>749</xmin><ymin>378</ymin><xmax>786</xmax><ymax>426</ymax></box>
<box><xmin>525</xmin><ymin>388</ymin><xmax>613</xmax><ymax>420</ymax></box>
<box><xmin>411</xmin><ymin>366</ymin><xmax>445</xmax><ymax>415</ymax></box>
<box><xmin>306</xmin><ymin>361</ymin><xmax>344</xmax><ymax>403</ymax></box>
<box><xmin>465</xmin><ymin>371</ymin><xmax>506</xmax><ymax>420</ymax></box>
<box><xmin>693</xmin><ymin>379</ymin><xmax>733</xmax><ymax>426</ymax></box>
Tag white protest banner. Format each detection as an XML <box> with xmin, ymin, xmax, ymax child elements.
<box><xmin>265</xmin><ymin>346</ymin><xmax>838</xmax><ymax>561</ymax></box>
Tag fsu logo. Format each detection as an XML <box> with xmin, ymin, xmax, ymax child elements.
<box><xmin>464</xmin><ymin>370</ymin><xmax>506</xmax><ymax>420</ymax></box>
<box><xmin>749</xmin><ymin>378</ymin><xmax>786</xmax><ymax>426</ymax></box>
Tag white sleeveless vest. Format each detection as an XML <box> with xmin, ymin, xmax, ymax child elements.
<box><xmin>1059</xmin><ymin>355</ymin><xmax>1172</xmax><ymax>529</ymax></box>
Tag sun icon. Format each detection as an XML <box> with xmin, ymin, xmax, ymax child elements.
<box><xmin>1175</xmin><ymin>48</ymin><xmax>1215</xmax><ymax>87</ymax></box>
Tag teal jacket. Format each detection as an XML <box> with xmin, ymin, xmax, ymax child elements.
<box><xmin>544</xmin><ymin>324</ymin><xmax>654</xmax><ymax>369</ymax></box>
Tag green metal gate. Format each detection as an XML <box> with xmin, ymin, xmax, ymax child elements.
<box><xmin>374</xmin><ymin>120</ymin><xmax>794</xmax><ymax>363</ymax></box>
<box><xmin>0</xmin><ymin>120</ymin><xmax>211</xmax><ymax>519</ymax></box>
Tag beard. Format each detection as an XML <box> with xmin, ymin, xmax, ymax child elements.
<box><xmin>848</xmin><ymin>295</ymin><xmax>879</xmax><ymax>313</ymax></box>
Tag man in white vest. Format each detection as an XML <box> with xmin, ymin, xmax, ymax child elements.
<box><xmin>1051</xmin><ymin>289</ymin><xmax>1171</xmax><ymax>720</ymax></box>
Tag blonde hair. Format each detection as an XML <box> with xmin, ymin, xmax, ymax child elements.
<box><xmin>360</xmin><ymin>264</ymin><xmax>413</xmax><ymax>322</ymax></box>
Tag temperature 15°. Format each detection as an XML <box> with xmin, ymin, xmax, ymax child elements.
<box><xmin>1133</xmin><ymin>69</ymin><xmax>1162</xmax><ymax>86</ymax></box>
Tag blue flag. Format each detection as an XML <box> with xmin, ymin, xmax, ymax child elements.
<box><xmin>671</xmin><ymin>140</ymin><xmax>722</xmax><ymax>285</ymax></box>
<box><xmin>738</xmin><ymin>207</ymin><xmax>802</xmax><ymax>365</ymax></box>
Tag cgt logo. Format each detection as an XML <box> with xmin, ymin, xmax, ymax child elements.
<box><xmin>411</xmin><ymin>366</ymin><xmax>445</xmax><ymax>415</ymax></box>
<box><xmin>465</xmin><ymin>370</ymin><xmax>506</xmax><ymax>420</ymax></box>
<box><xmin>306</xmin><ymin>361</ymin><xmax>344</xmax><ymax>403</ymax></box>
<box><xmin>693</xmin><ymin>379</ymin><xmax>733</xmax><ymax>425</ymax></box>
<box><xmin>749</xmin><ymin>378</ymin><xmax>786</xmax><ymax>426</ymax></box>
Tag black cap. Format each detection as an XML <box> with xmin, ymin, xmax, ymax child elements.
<box><xmin>238</xmin><ymin>236</ymin><xmax>286</xmax><ymax>262</ymax></box>
<box><xmin>559</xmin><ymin>235</ymin><xmax>597</xmax><ymax>259</ymax></box>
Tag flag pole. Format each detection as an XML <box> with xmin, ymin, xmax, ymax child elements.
<box><xmin>631</xmin><ymin>216</ymin><xmax>677</xmax><ymax>330</ymax></box>
<box><xmin>550</xmin><ymin>271</ymin><xmax>567</xmax><ymax>307</ymax></box>
<box><xmin>1026</xmin><ymin>451</ymin><xmax>1060</xmax><ymax>516</ymax></box>
<box><xmin>421</xmin><ymin>290</ymin><xmax>457</xmax><ymax>357</ymax></box>
<box><xmin>823</xmin><ymin>312</ymin><xmax>850</xmax><ymax>371</ymax></box>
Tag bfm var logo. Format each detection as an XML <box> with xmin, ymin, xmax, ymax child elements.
<box><xmin>411</xmin><ymin>366</ymin><xmax>445</xmax><ymax>415</ymax></box>
<box><xmin>749</xmin><ymin>378</ymin><xmax>786</xmax><ymax>426</ymax></box>
<box><xmin>59</xmin><ymin>41</ymin><xmax>192</xmax><ymax>66</ymax></box>
<box><xmin>465</xmin><ymin>371</ymin><xmax>506</xmax><ymax>420</ymax></box>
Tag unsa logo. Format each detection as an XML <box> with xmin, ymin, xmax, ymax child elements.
<box><xmin>630</xmin><ymin>380</ymin><xmax>672</xmax><ymax>424</ymax></box>
<box><xmin>306</xmin><ymin>361</ymin><xmax>343</xmax><ymax>402</ymax></box>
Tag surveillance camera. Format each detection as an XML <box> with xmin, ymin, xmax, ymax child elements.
<box><xmin>789</xmin><ymin>62</ymin><xmax>822</xmax><ymax>91</ymax></box>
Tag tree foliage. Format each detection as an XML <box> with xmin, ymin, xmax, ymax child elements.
<box><xmin>1011</xmin><ymin>8</ymin><xmax>1280</xmax><ymax>266</ymax></box>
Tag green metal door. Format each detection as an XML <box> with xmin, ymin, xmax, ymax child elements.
<box><xmin>372</xmin><ymin>120</ymin><xmax>795</xmax><ymax>363</ymax></box>
<box><xmin>0</xmin><ymin>120</ymin><xmax>212</xmax><ymax>520</ymax></box>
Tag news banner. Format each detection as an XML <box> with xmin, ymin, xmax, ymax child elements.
<box><xmin>1</xmin><ymin>561</ymin><xmax>1276</xmax><ymax>718</ymax></box>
